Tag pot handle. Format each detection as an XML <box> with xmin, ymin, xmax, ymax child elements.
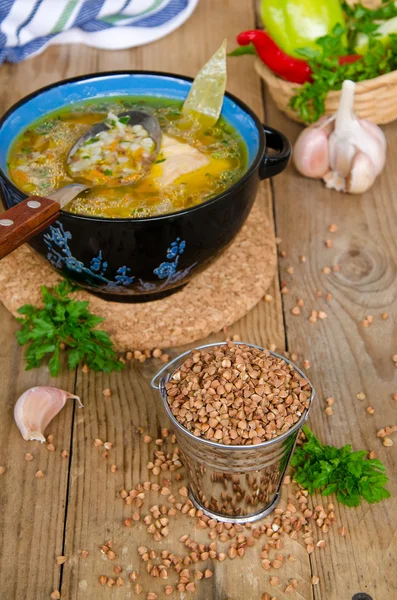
<box><xmin>259</xmin><ymin>125</ymin><xmax>292</xmax><ymax>180</ymax></box>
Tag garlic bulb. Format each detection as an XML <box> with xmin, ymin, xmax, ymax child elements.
<box><xmin>293</xmin><ymin>80</ymin><xmax>386</xmax><ymax>194</ymax></box>
<box><xmin>14</xmin><ymin>387</ymin><xmax>83</xmax><ymax>442</ymax></box>
<box><xmin>293</xmin><ymin>117</ymin><xmax>334</xmax><ymax>179</ymax></box>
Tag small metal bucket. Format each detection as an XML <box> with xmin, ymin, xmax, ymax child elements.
<box><xmin>151</xmin><ymin>342</ymin><xmax>315</xmax><ymax>523</ymax></box>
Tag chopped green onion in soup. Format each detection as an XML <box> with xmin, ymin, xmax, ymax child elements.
<box><xmin>68</xmin><ymin>112</ymin><xmax>155</xmax><ymax>186</ymax></box>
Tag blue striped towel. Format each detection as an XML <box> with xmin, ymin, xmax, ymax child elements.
<box><xmin>0</xmin><ymin>0</ymin><xmax>198</xmax><ymax>63</ymax></box>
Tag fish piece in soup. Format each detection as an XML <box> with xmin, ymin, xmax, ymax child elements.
<box><xmin>156</xmin><ymin>134</ymin><xmax>210</xmax><ymax>187</ymax></box>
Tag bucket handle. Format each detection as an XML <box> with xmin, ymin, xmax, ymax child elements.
<box><xmin>150</xmin><ymin>347</ymin><xmax>194</xmax><ymax>390</ymax></box>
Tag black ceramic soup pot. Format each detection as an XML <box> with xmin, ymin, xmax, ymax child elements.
<box><xmin>0</xmin><ymin>71</ymin><xmax>291</xmax><ymax>302</ymax></box>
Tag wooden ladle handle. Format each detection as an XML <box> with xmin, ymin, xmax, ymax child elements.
<box><xmin>0</xmin><ymin>196</ymin><xmax>60</xmax><ymax>260</ymax></box>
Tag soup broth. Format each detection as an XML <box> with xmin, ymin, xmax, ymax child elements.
<box><xmin>8</xmin><ymin>97</ymin><xmax>248</xmax><ymax>218</ymax></box>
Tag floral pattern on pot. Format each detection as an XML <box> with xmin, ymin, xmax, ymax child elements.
<box><xmin>44</xmin><ymin>221</ymin><xmax>196</xmax><ymax>294</ymax></box>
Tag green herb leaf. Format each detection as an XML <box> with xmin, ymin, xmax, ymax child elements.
<box><xmin>291</xmin><ymin>426</ymin><xmax>391</xmax><ymax>507</ymax></box>
<box><xmin>228</xmin><ymin>44</ymin><xmax>256</xmax><ymax>57</ymax></box>
<box><xmin>342</xmin><ymin>0</ymin><xmax>397</xmax><ymax>45</ymax></box>
<box><xmin>118</xmin><ymin>116</ymin><xmax>130</xmax><ymax>124</ymax></box>
<box><xmin>16</xmin><ymin>281</ymin><xmax>124</xmax><ymax>376</ymax></box>
<box><xmin>103</xmin><ymin>169</ymin><xmax>113</xmax><ymax>176</ymax></box>
<box><xmin>290</xmin><ymin>22</ymin><xmax>397</xmax><ymax>123</ymax></box>
<box><xmin>84</xmin><ymin>136</ymin><xmax>100</xmax><ymax>145</ymax></box>
<box><xmin>35</xmin><ymin>120</ymin><xmax>56</xmax><ymax>135</ymax></box>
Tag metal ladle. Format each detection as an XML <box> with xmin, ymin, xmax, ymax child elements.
<box><xmin>0</xmin><ymin>111</ymin><xmax>162</xmax><ymax>260</ymax></box>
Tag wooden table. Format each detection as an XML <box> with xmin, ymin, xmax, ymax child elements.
<box><xmin>0</xmin><ymin>1</ymin><xmax>396</xmax><ymax>599</ymax></box>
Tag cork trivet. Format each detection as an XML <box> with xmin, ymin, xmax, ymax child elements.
<box><xmin>0</xmin><ymin>202</ymin><xmax>276</xmax><ymax>350</ymax></box>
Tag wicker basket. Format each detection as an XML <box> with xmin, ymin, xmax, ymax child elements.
<box><xmin>256</xmin><ymin>60</ymin><xmax>397</xmax><ymax>125</ymax></box>
<box><xmin>256</xmin><ymin>0</ymin><xmax>397</xmax><ymax>125</ymax></box>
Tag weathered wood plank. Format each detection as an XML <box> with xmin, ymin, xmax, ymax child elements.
<box><xmin>0</xmin><ymin>305</ymin><xmax>76</xmax><ymax>599</ymax></box>
<box><xmin>264</xmin><ymin>91</ymin><xmax>397</xmax><ymax>600</ymax></box>
<box><xmin>62</xmin><ymin>365</ymin><xmax>316</xmax><ymax>600</ymax></box>
<box><xmin>59</xmin><ymin>1</ymin><xmax>292</xmax><ymax>598</ymax></box>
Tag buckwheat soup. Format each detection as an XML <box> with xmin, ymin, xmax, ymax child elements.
<box><xmin>8</xmin><ymin>97</ymin><xmax>248</xmax><ymax>219</ymax></box>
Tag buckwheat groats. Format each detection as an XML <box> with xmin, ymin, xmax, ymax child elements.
<box><xmin>165</xmin><ymin>343</ymin><xmax>311</xmax><ymax>445</ymax></box>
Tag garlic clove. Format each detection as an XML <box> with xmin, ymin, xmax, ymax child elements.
<box><xmin>317</xmin><ymin>115</ymin><xmax>335</xmax><ymax>137</ymax></box>
<box><xmin>331</xmin><ymin>80</ymin><xmax>385</xmax><ymax>179</ymax></box>
<box><xmin>345</xmin><ymin>151</ymin><xmax>377</xmax><ymax>194</ymax></box>
<box><xmin>14</xmin><ymin>386</ymin><xmax>83</xmax><ymax>442</ymax></box>
<box><xmin>293</xmin><ymin>124</ymin><xmax>331</xmax><ymax>179</ymax></box>
<box><xmin>358</xmin><ymin>119</ymin><xmax>387</xmax><ymax>175</ymax></box>
<box><xmin>329</xmin><ymin>139</ymin><xmax>356</xmax><ymax>179</ymax></box>
<box><xmin>348</xmin><ymin>121</ymin><xmax>386</xmax><ymax>178</ymax></box>
<box><xmin>359</xmin><ymin>119</ymin><xmax>387</xmax><ymax>152</ymax></box>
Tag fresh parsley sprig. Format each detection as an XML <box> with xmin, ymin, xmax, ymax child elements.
<box><xmin>16</xmin><ymin>280</ymin><xmax>124</xmax><ymax>377</ymax></box>
<box><xmin>291</xmin><ymin>426</ymin><xmax>391</xmax><ymax>507</ymax></box>
<box><xmin>342</xmin><ymin>0</ymin><xmax>397</xmax><ymax>46</ymax></box>
<box><xmin>290</xmin><ymin>22</ymin><xmax>397</xmax><ymax>123</ymax></box>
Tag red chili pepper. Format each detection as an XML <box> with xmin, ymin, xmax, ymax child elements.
<box><xmin>237</xmin><ymin>30</ymin><xmax>312</xmax><ymax>84</ymax></box>
<box><xmin>339</xmin><ymin>54</ymin><xmax>362</xmax><ymax>65</ymax></box>
<box><xmin>237</xmin><ymin>30</ymin><xmax>362</xmax><ymax>85</ymax></box>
